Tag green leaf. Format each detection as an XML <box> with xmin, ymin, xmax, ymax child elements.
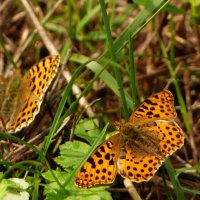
<box><xmin>43</xmin><ymin>169</ymin><xmax>69</xmax><ymax>199</ymax></box>
<box><xmin>43</xmin><ymin>169</ymin><xmax>68</xmax><ymax>183</ymax></box>
<box><xmin>74</xmin><ymin>119</ymin><xmax>101</xmax><ymax>144</ymax></box>
<box><xmin>65</xmin><ymin>188</ymin><xmax>112</xmax><ymax>200</ymax></box>
<box><xmin>54</xmin><ymin>141</ymin><xmax>90</xmax><ymax>170</ymax></box>
<box><xmin>43</xmin><ymin>169</ymin><xmax>112</xmax><ymax>200</ymax></box>
<box><xmin>0</xmin><ymin>178</ymin><xmax>29</xmax><ymax>200</ymax></box>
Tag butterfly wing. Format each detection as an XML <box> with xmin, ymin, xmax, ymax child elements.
<box><xmin>0</xmin><ymin>75</ymin><xmax>24</xmax><ymax>131</ymax></box>
<box><xmin>0</xmin><ymin>76</ymin><xmax>7</xmax><ymax>130</ymax></box>
<box><xmin>118</xmin><ymin>145</ymin><xmax>164</xmax><ymax>182</ymax></box>
<box><xmin>0</xmin><ymin>76</ymin><xmax>7</xmax><ymax>111</ymax></box>
<box><xmin>22</xmin><ymin>55</ymin><xmax>60</xmax><ymax>100</ymax></box>
<box><xmin>142</xmin><ymin>120</ymin><xmax>184</xmax><ymax>157</ymax></box>
<box><xmin>129</xmin><ymin>90</ymin><xmax>176</xmax><ymax>125</ymax></box>
<box><xmin>0</xmin><ymin>76</ymin><xmax>7</xmax><ymax>119</ymax></box>
<box><xmin>6</xmin><ymin>55</ymin><xmax>60</xmax><ymax>133</ymax></box>
<box><xmin>75</xmin><ymin>134</ymin><xmax>121</xmax><ymax>188</ymax></box>
<box><xmin>118</xmin><ymin>120</ymin><xmax>184</xmax><ymax>182</ymax></box>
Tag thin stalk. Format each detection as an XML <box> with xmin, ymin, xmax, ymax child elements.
<box><xmin>99</xmin><ymin>0</ymin><xmax>129</xmax><ymax>121</ymax></box>
<box><xmin>129</xmin><ymin>35</ymin><xmax>137</xmax><ymax>111</ymax></box>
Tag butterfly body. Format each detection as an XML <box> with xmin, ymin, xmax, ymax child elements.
<box><xmin>0</xmin><ymin>55</ymin><xmax>60</xmax><ymax>133</ymax></box>
<box><xmin>75</xmin><ymin>90</ymin><xmax>184</xmax><ymax>187</ymax></box>
<box><xmin>119</xmin><ymin>122</ymin><xmax>163</xmax><ymax>158</ymax></box>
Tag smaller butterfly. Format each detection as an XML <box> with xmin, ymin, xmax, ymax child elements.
<box><xmin>75</xmin><ymin>90</ymin><xmax>184</xmax><ymax>188</ymax></box>
<box><xmin>0</xmin><ymin>55</ymin><xmax>60</xmax><ymax>133</ymax></box>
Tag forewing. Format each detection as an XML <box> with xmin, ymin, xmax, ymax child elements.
<box><xmin>129</xmin><ymin>90</ymin><xmax>176</xmax><ymax>125</ymax></box>
<box><xmin>75</xmin><ymin>134</ymin><xmax>121</xmax><ymax>188</ymax></box>
<box><xmin>23</xmin><ymin>55</ymin><xmax>60</xmax><ymax>100</ymax></box>
<box><xmin>6</xmin><ymin>55</ymin><xmax>60</xmax><ymax>133</ymax></box>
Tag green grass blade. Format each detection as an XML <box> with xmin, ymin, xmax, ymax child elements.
<box><xmin>99</xmin><ymin>0</ymin><xmax>129</xmax><ymax>121</ymax></box>
<box><xmin>0</xmin><ymin>39</ymin><xmax>17</xmax><ymax>69</ymax></box>
<box><xmin>70</xmin><ymin>54</ymin><xmax>133</xmax><ymax>108</ymax></box>
<box><xmin>159</xmin><ymin>36</ymin><xmax>190</xmax><ymax>134</ymax></box>
<box><xmin>129</xmin><ymin>34</ymin><xmax>137</xmax><ymax>110</ymax></box>
<box><xmin>76</xmin><ymin>4</ymin><xmax>101</xmax><ymax>33</ymax></box>
<box><xmin>99</xmin><ymin>0</ymin><xmax>168</xmax><ymax>60</ymax></box>
<box><xmin>43</xmin><ymin>61</ymin><xmax>90</xmax><ymax>155</ymax></box>
<box><xmin>0</xmin><ymin>131</ymin><xmax>43</xmax><ymax>159</ymax></box>
<box><xmin>164</xmin><ymin>159</ymin><xmax>186</xmax><ymax>200</ymax></box>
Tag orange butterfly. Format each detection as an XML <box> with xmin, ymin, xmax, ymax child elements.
<box><xmin>75</xmin><ymin>90</ymin><xmax>184</xmax><ymax>187</ymax></box>
<box><xmin>0</xmin><ymin>55</ymin><xmax>60</xmax><ymax>133</ymax></box>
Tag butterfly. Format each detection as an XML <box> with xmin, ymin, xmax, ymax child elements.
<box><xmin>0</xmin><ymin>55</ymin><xmax>60</xmax><ymax>133</ymax></box>
<box><xmin>75</xmin><ymin>90</ymin><xmax>184</xmax><ymax>187</ymax></box>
